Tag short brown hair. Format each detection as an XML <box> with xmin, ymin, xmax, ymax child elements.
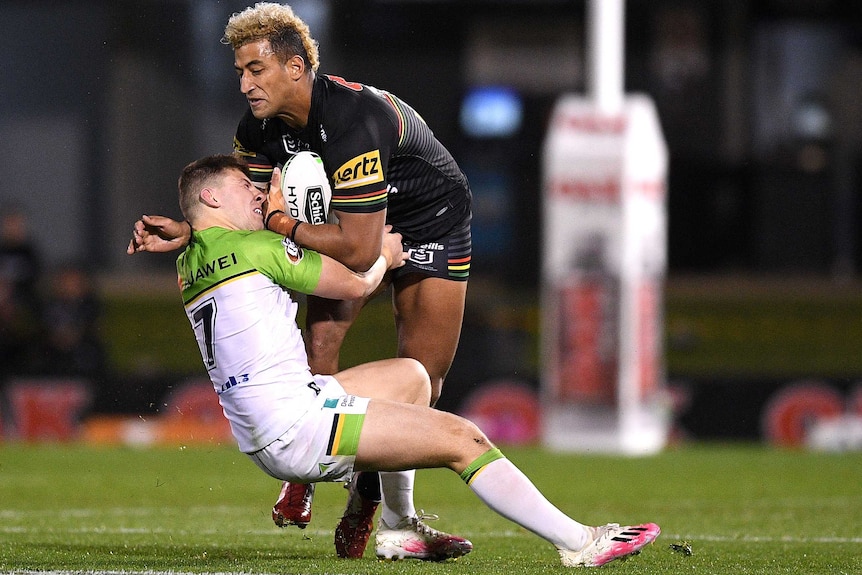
<box><xmin>178</xmin><ymin>154</ymin><xmax>251</xmax><ymax>221</ymax></box>
<box><xmin>222</xmin><ymin>2</ymin><xmax>320</xmax><ymax>72</ymax></box>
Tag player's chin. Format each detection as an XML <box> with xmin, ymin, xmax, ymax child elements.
<box><xmin>248</xmin><ymin>100</ymin><xmax>270</xmax><ymax>118</ymax></box>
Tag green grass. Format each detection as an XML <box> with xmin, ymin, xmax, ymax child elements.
<box><xmin>101</xmin><ymin>294</ymin><xmax>398</xmax><ymax>377</ymax></box>
<box><xmin>100</xmin><ymin>276</ymin><xmax>862</xmax><ymax>379</ymax></box>
<box><xmin>1</xmin><ymin>442</ymin><xmax>860</xmax><ymax>574</ymax></box>
<box><xmin>663</xmin><ymin>281</ymin><xmax>862</xmax><ymax>377</ymax></box>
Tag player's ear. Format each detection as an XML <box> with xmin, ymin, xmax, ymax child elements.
<box><xmin>200</xmin><ymin>187</ymin><xmax>219</xmax><ymax>207</ymax></box>
<box><xmin>286</xmin><ymin>54</ymin><xmax>305</xmax><ymax>78</ymax></box>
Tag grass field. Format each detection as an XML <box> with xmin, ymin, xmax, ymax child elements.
<box><xmin>99</xmin><ymin>274</ymin><xmax>862</xmax><ymax>379</ymax></box>
<box><xmin>1</xmin><ymin>442</ymin><xmax>860</xmax><ymax>574</ymax></box>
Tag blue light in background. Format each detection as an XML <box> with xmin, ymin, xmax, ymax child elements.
<box><xmin>459</xmin><ymin>86</ymin><xmax>523</xmax><ymax>138</ymax></box>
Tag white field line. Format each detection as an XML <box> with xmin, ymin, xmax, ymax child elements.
<box><xmin>664</xmin><ymin>533</ymin><xmax>862</xmax><ymax>544</ymax></box>
<box><xmin>1</xmin><ymin>523</ymin><xmax>861</xmax><ymax>544</ymax></box>
<box><xmin>3</xmin><ymin>506</ymin><xmax>861</xmax><ymax>543</ymax></box>
<box><xmin>0</xmin><ymin>507</ymin><xmax>248</xmax><ymax>519</ymax></box>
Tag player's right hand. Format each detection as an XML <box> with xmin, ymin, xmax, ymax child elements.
<box><xmin>126</xmin><ymin>214</ymin><xmax>191</xmax><ymax>254</ymax></box>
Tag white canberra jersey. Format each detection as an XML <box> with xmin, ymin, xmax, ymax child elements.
<box><xmin>177</xmin><ymin>227</ymin><xmax>324</xmax><ymax>453</ymax></box>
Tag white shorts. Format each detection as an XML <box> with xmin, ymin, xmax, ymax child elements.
<box><xmin>247</xmin><ymin>374</ymin><xmax>370</xmax><ymax>484</ymax></box>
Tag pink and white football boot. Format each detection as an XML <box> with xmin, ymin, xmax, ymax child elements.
<box><xmin>558</xmin><ymin>522</ymin><xmax>661</xmax><ymax>567</ymax></box>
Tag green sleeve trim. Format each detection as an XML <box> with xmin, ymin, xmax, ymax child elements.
<box><xmin>460</xmin><ymin>448</ymin><xmax>505</xmax><ymax>485</ymax></box>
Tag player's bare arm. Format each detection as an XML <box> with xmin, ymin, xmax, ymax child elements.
<box><xmin>266</xmin><ymin>208</ymin><xmax>386</xmax><ymax>273</ymax></box>
<box><xmin>311</xmin><ymin>226</ymin><xmax>404</xmax><ymax>300</ymax></box>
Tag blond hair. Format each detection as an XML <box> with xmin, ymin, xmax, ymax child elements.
<box><xmin>222</xmin><ymin>2</ymin><xmax>320</xmax><ymax>72</ymax></box>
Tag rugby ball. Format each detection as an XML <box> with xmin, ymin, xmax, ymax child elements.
<box><xmin>280</xmin><ymin>151</ymin><xmax>332</xmax><ymax>225</ymax></box>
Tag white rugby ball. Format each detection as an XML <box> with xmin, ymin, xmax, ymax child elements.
<box><xmin>280</xmin><ymin>151</ymin><xmax>332</xmax><ymax>225</ymax></box>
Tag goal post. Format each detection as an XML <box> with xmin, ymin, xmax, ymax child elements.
<box><xmin>539</xmin><ymin>0</ymin><xmax>670</xmax><ymax>455</ymax></box>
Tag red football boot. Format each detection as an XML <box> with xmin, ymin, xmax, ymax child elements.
<box><xmin>272</xmin><ymin>481</ymin><xmax>314</xmax><ymax>529</ymax></box>
<box><xmin>334</xmin><ymin>473</ymin><xmax>381</xmax><ymax>558</ymax></box>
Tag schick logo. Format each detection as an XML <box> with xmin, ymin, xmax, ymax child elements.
<box><xmin>305</xmin><ymin>187</ymin><xmax>327</xmax><ymax>225</ymax></box>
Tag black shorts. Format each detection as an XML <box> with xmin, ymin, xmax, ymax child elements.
<box><xmin>393</xmin><ymin>222</ymin><xmax>471</xmax><ymax>282</ymax></box>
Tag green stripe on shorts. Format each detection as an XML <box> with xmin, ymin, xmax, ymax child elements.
<box><xmin>327</xmin><ymin>412</ymin><xmax>365</xmax><ymax>456</ymax></box>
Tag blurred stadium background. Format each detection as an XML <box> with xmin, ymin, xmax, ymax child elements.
<box><xmin>2</xmin><ymin>0</ymin><xmax>861</xmax><ymax>450</ymax></box>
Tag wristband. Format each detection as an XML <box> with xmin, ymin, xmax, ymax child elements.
<box><xmin>265</xmin><ymin>210</ymin><xmax>284</xmax><ymax>230</ymax></box>
<box><xmin>182</xmin><ymin>220</ymin><xmax>193</xmax><ymax>246</ymax></box>
<box><xmin>290</xmin><ymin>220</ymin><xmax>303</xmax><ymax>243</ymax></box>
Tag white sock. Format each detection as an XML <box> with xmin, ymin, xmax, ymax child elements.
<box><xmin>379</xmin><ymin>470</ymin><xmax>416</xmax><ymax>527</ymax></box>
<box><xmin>467</xmin><ymin>457</ymin><xmax>590</xmax><ymax>550</ymax></box>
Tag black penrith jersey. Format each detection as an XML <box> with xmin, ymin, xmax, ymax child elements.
<box><xmin>234</xmin><ymin>74</ymin><xmax>472</xmax><ymax>243</ymax></box>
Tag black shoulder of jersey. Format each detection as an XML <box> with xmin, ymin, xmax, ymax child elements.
<box><xmin>236</xmin><ymin>110</ymin><xmax>294</xmax><ymax>151</ymax></box>
<box><xmin>316</xmin><ymin>74</ymin><xmax>401</xmax><ymax>142</ymax></box>
<box><xmin>235</xmin><ymin>109</ymin><xmax>271</xmax><ymax>151</ymax></box>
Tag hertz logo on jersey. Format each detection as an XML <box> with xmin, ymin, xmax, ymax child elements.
<box><xmin>333</xmin><ymin>150</ymin><xmax>383</xmax><ymax>190</ymax></box>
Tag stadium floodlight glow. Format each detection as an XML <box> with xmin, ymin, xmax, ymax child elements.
<box><xmin>459</xmin><ymin>86</ymin><xmax>523</xmax><ymax>139</ymax></box>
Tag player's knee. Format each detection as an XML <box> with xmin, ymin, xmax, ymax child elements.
<box><xmin>404</xmin><ymin>358</ymin><xmax>432</xmax><ymax>406</ymax></box>
<box><xmin>307</xmin><ymin>325</ymin><xmax>348</xmax><ymax>368</ymax></box>
<box><xmin>308</xmin><ymin>323</ymin><xmax>349</xmax><ymax>349</ymax></box>
<box><xmin>446</xmin><ymin>414</ymin><xmax>495</xmax><ymax>466</ymax></box>
<box><xmin>464</xmin><ymin>417</ymin><xmax>491</xmax><ymax>446</ymax></box>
